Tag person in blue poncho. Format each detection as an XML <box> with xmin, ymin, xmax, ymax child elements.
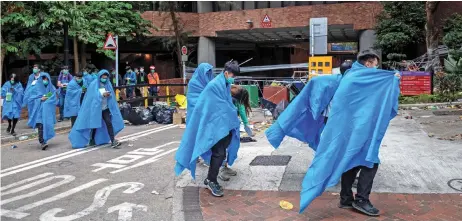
<box><xmin>266</xmin><ymin>50</ymin><xmax>401</xmax><ymax>216</ymax></box>
<box><xmin>57</xmin><ymin>65</ymin><xmax>73</xmax><ymax>122</ymax></box>
<box><xmin>69</xmin><ymin>69</ymin><xmax>124</xmax><ymax>149</ymax></box>
<box><xmin>175</xmin><ymin>61</ymin><xmax>241</xmax><ymax>197</ymax></box>
<box><xmin>124</xmin><ymin>66</ymin><xmax>136</xmax><ymax>99</ymax></box>
<box><xmin>64</xmin><ymin>72</ymin><xmax>88</xmax><ymax>127</ymax></box>
<box><xmin>82</xmin><ymin>67</ymin><xmax>94</xmax><ymax>85</ymax></box>
<box><xmin>23</xmin><ymin>64</ymin><xmax>42</xmax><ymax>112</ymax></box>
<box><xmin>2</xmin><ymin>73</ymin><xmax>24</xmax><ymax>136</ymax></box>
<box><xmin>26</xmin><ymin>73</ymin><xmax>57</xmax><ymax>150</ymax></box>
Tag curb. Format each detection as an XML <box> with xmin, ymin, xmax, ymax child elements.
<box><xmin>1</xmin><ymin>125</ymin><xmax>72</xmax><ymax>144</ymax></box>
<box><xmin>399</xmin><ymin>101</ymin><xmax>462</xmax><ymax>108</ymax></box>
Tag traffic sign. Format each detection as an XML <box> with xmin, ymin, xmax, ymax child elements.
<box><xmin>103</xmin><ymin>34</ymin><xmax>117</xmax><ymax>50</ymax></box>
<box><xmin>181</xmin><ymin>46</ymin><xmax>187</xmax><ymax>55</ymax></box>
<box><xmin>261</xmin><ymin>14</ymin><xmax>272</xmax><ymax>28</ymax></box>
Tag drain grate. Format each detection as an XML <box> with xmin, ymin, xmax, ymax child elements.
<box><xmin>249</xmin><ymin>155</ymin><xmax>292</xmax><ymax>166</ymax></box>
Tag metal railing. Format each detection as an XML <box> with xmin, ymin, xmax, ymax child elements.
<box><xmin>113</xmin><ymin>83</ymin><xmax>187</xmax><ymax>107</ymax></box>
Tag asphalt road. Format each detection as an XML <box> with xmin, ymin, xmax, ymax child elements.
<box><xmin>1</xmin><ymin>123</ymin><xmax>184</xmax><ymax>221</ymax></box>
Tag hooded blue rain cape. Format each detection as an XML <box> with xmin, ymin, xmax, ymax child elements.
<box><xmin>2</xmin><ymin>81</ymin><xmax>24</xmax><ymax>119</ymax></box>
<box><xmin>185</xmin><ymin>63</ymin><xmax>214</xmax><ymax>125</ymax></box>
<box><xmin>265</xmin><ymin>74</ymin><xmax>342</xmax><ymax>150</ymax></box>
<box><xmin>174</xmin><ymin>73</ymin><xmax>241</xmax><ymax>178</ymax></box>
<box><xmin>83</xmin><ymin>72</ymin><xmax>95</xmax><ymax>85</ymax></box>
<box><xmin>22</xmin><ymin>73</ymin><xmax>41</xmax><ymax>109</ymax></box>
<box><xmin>266</xmin><ymin>62</ymin><xmax>400</xmax><ymax>213</ymax></box>
<box><xmin>63</xmin><ymin>78</ymin><xmax>88</xmax><ymax>118</ymax></box>
<box><xmin>26</xmin><ymin>73</ymin><xmax>57</xmax><ymax>143</ymax></box>
<box><xmin>69</xmin><ymin>70</ymin><xmax>124</xmax><ymax>148</ymax></box>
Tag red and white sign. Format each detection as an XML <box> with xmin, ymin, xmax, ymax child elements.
<box><xmin>261</xmin><ymin>14</ymin><xmax>272</xmax><ymax>28</ymax></box>
<box><xmin>400</xmin><ymin>71</ymin><xmax>432</xmax><ymax>95</ymax></box>
<box><xmin>181</xmin><ymin>46</ymin><xmax>188</xmax><ymax>55</ymax></box>
<box><xmin>103</xmin><ymin>34</ymin><xmax>117</xmax><ymax>50</ymax></box>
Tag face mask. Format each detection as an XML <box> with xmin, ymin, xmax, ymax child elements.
<box><xmin>10</xmin><ymin>80</ymin><xmax>15</xmax><ymax>84</ymax></box>
<box><xmin>151</xmin><ymin>70</ymin><xmax>155</xmax><ymax>73</ymax></box>
<box><xmin>100</xmin><ymin>78</ymin><xmax>107</xmax><ymax>83</ymax></box>
<box><xmin>43</xmin><ymin>80</ymin><xmax>49</xmax><ymax>86</ymax></box>
<box><xmin>112</xmin><ymin>71</ymin><xmax>115</xmax><ymax>75</ymax></box>
<box><xmin>63</xmin><ymin>70</ymin><xmax>69</xmax><ymax>74</ymax></box>
<box><xmin>226</xmin><ymin>77</ymin><xmax>235</xmax><ymax>84</ymax></box>
<box><xmin>140</xmin><ymin>69</ymin><xmax>144</xmax><ymax>72</ymax></box>
<box><xmin>33</xmin><ymin>68</ymin><xmax>39</xmax><ymax>74</ymax></box>
<box><xmin>76</xmin><ymin>78</ymin><xmax>83</xmax><ymax>83</ymax></box>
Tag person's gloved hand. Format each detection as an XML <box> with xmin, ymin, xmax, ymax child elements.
<box><xmin>244</xmin><ymin>125</ymin><xmax>253</xmax><ymax>137</ymax></box>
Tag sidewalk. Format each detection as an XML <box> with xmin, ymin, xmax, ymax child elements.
<box><xmin>175</xmin><ymin>110</ymin><xmax>462</xmax><ymax>221</ymax></box>
<box><xmin>1</xmin><ymin>119</ymin><xmax>71</xmax><ymax>144</ymax></box>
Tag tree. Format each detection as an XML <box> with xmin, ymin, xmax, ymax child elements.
<box><xmin>425</xmin><ymin>1</ymin><xmax>441</xmax><ymax>72</ymax></box>
<box><xmin>374</xmin><ymin>1</ymin><xmax>426</xmax><ymax>65</ymax></box>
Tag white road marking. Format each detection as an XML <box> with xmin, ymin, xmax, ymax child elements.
<box><xmin>107</xmin><ymin>202</ymin><xmax>148</xmax><ymax>221</ymax></box>
<box><xmin>0</xmin><ymin>208</ymin><xmax>29</xmax><ymax>219</ymax></box>
<box><xmin>91</xmin><ymin>163</ymin><xmax>127</xmax><ymax>172</ymax></box>
<box><xmin>1</xmin><ymin>125</ymin><xmax>178</xmax><ymax>178</ymax></box>
<box><xmin>0</xmin><ymin>172</ymin><xmax>53</xmax><ymax>192</ymax></box>
<box><xmin>108</xmin><ymin>155</ymin><xmax>145</xmax><ymax>165</ymax></box>
<box><xmin>0</xmin><ymin>175</ymin><xmax>75</xmax><ymax>206</ymax></box>
<box><xmin>16</xmin><ymin>179</ymin><xmax>108</xmax><ymax>212</ymax></box>
<box><xmin>110</xmin><ymin>146</ymin><xmax>179</xmax><ymax>174</ymax></box>
<box><xmin>39</xmin><ymin>182</ymin><xmax>144</xmax><ymax>221</ymax></box>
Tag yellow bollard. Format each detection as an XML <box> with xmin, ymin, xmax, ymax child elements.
<box><xmin>166</xmin><ymin>86</ymin><xmax>170</xmax><ymax>106</ymax></box>
<box><xmin>116</xmin><ymin>89</ymin><xmax>120</xmax><ymax>101</ymax></box>
<box><xmin>143</xmin><ymin>86</ymin><xmax>148</xmax><ymax>107</ymax></box>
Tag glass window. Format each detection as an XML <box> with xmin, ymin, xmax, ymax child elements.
<box><xmin>325</xmin><ymin>62</ymin><xmax>330</xmax><ymax>67</ymax></box>
<box><xmin>311</xmin><ymin>62</ymin><xmax>316</xmax><ymax>67</ymax></box>
<box><xmin>318</xmin><ymin>62</ymin><xmax>323</xmax><ymax>67</ymax></box>
<box><xmin>318</xmin><ymin>69</ymin><xmax>323</xmax><ymax>74</ymax></box>
<box><xmin>256</xmin><ymin>1</ymin><xmax>269</xmax><ymax>9</ymax></box>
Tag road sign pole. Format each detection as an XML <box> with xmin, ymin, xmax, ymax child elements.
<box><xmin>115</xmin><ymin>35</ymin><xmax>119</xmax><ymax>87</ymax></box>
<box><xmin>183</xmin><ymin>61</ymin><xmax>186</xmax><ymax>94</ymax></box>
<box><xmin>310</xmin><ymin>24</ymin><xmax>314</xmax><ymax>58</ymax></box>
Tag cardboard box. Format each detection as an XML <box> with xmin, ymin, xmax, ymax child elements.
<box><xmin>173</xmin><ymin>112</ymin><xmax>185</xmax><ymax>125</ymax></box>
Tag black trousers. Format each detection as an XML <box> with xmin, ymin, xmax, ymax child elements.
<box><xmin>71</xmin><ymin>116</ymin><xmax>77</xmax><ymax>127</ymax></box>
<box><xmin>207</xmin><ymin>132</ymin><xmax>232</xmax><ymax>183</ymax></box>
<box><xmin>340</xmin><ymin>163</ymin><xmax>379</xmax><ymax>203</ymax></box>
<box><xmin>7</xmin><ymin>118</ymin><xmax>18</xmax><ymax>132</ymax></box>
<box><xmin>36</xmin><ymin>123</ymin><xmax>45</xmax><ymax>144</ymax></box>
<box><xmin>91</xmin><ymin>109</ymin><xmax>115</xmax><ymax>143</ymax></box>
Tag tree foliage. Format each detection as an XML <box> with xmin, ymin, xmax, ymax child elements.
<box><xmin>374</xmin><ymin>2</ymin><xmax>426</xmax><ymax>58</ymax></box>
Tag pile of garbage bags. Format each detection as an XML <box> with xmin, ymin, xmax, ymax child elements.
<box><xmin>119</xmin><ymin>102</ymin><xmax>175</xmax><ymax>125</ymax></box>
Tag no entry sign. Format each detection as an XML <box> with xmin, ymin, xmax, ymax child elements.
<box><xmin>181</xmin><ymin>46</ymin><xmax>187</xmax><ymax>55</ymax></box>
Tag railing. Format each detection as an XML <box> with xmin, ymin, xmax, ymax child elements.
<box><xmin>113</xmin><ymin>83</ymin><xmax>187</xmax><ymax>107</ymax></box>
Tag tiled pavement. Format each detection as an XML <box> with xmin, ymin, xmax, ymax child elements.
<box><xmin>197</xmin><ymin>189</ymin><xmax>462</xmax><ymax>221</ymax></box>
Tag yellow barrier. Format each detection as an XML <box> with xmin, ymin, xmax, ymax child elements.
<box><xmin>166</xmin><ymin>86</ymin><xmax>170</xmax><ymax>106</ymax></box>
<box><xmin>143</xmin><ymin>87</ymin><xmax>148</xmax><ymax>107</ymax></box>
<box><xmin>116</xmin><ymin>89</ymin><xmax>120</xmax><ymax>101</ymax></box>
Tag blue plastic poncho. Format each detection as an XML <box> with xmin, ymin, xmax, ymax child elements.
<box><xmin>186</xmin><ymin>63</ymin><xmax>214</xmax><ymax>125</ymax></box>
<box><xmin>63</xmin><ymin>78</ymin><xmax>88</xmax><ymax>118</ymax></box>
<box><xmin>268</xmin><ymin>62</ymin><xmax>400</xmax><ymax>213</ymax></box>
<box><xmin>83</xmin><ymin>72</ymin><xmax>95</xmax><ymax>85</ymax></box>
<box><xmin>22</xmin><ymin>72</ymin><xmax>41</xmax><ymax>108</ymax></box>
<box><xmin>124</xmin><ymin>71</ymin><xmax>136</xmax><ymax>85</ymax></box>
<box><xmin>69</xmin><ymin>70</ymin><xmax>125</xmax><ymax>149</ymax></box>
<box><xmin>1</xmin><ymin>81</ymin><xmax>24</xmax><ymax>119</ymax></box>
<box><xmin>174</xmin><ymin>73</ymin><xmax>241</xmax><ymax>178</ymax></box>
<box><xmin>26</xmin><ymin>73</ymin><xmax>57</xmax><ymax>143</ymax></box>
<box><xmin>265</xmin><ymin>74</ymin><xmax>342</xmax><ymax>150</ymax></box>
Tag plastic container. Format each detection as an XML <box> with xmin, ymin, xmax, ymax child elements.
<box><xmin>241</xmin><ymin>85</ymin><xmax>259</xmax><ymax>108</ymax></box>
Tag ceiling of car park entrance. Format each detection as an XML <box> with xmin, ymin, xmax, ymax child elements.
<box><xmin>216</xmin><ymin>25</ymin><xmax>359</xmax><ymax>43</ymax></box>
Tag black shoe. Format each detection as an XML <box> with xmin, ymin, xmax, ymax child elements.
<box><xmin>57</xmin><ymin>119</ymin><xmax>62</xmax><ymax>122</ymax></box>
<box><xmin>41</xmin><ymin>143</ymin><xmax>49</xmax><ymax>150</ymax></box>
<box><xmin>11</xmin><ymin>131</ymin><xmax>17</xmax><ymax>136</ymax></box>
<box><xmin>338</xmin><ymin>200</ymin><xmax>353</xmax><ymax>209</ymax></box>
<box><xmin>6</xmin><ymin>126</ymin><xmax>11</xmax><ymax>133</ymax></box>
<box><xmin>352</xmin><ymin>200</ymin><xmax>380</xmax><ymax>216</ymax></box>
<box><xmin>110</xmin><ymin>140</ymin><xmax>121</xmax><ymax>149</ymax></box>
<box><xmin>204</xmin><ymin>179</ymin><xmax>224</xmax><ymax>197</ymax></box>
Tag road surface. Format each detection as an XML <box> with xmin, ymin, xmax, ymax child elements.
<box><xmin>1</xmin><ymin>123</ymin><xmax>184</xmax><ymax>221</ymax></box>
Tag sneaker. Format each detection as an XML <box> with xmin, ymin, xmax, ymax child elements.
<box><xmin>11</xmin><ymin>131</ymin><xmax>17</xmax><ymax>136</ymax></box>
<box><xmin>218</xmin><ymin>173</ymin><xmax>230</xmax><ymax>181</ymax></box>
<box><xmin>41</xmin><ymin>143</ymin><xmax>49</xmax><ymax>150</ymax></box>
<box><xmin>6</xmin><ymin>126</ymin><xmax>11</xmax><ymax>133</ymax></box>
<box><xmin>222</xmin><ymin>166</ymin><xmax>237</xmax><ymax>176</ymax></box>
<box><xmin>338</xmin><ymin>201</ymin><xmax>353</xmax><ymax>209</ymax></box>
<box><xmin>204</xmin><ymin>179</ymin><xmax>224</xmax><ymax>197</ymax></box>
<box><xmin>111</xmin><ymin>140</ymin><xmax>121</xmax><ymax>149</ymax></box>
<box><xmin>352</xmin><ymin>200</ymin><xmax>380</xmax><ymax>216</ymax></box>
<box><xmin>352</xmin><ymin>178</ymin><xmax>359</xmax><ymax>188</ymax></box>
<box><xmin>58</xmin><ymin>119</ymin><xmax>63</xmax><ymax>122</ymax></box>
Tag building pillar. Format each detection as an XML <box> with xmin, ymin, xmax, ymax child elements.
<box><xmin>198</xmin><ymin>37</ymin><xmax>216</xmax><ymax>67</ymax></box>
<box><xmin>197</xmin><ymin>1</ymin><xmax>213</xmax><ymax>13</ymax></box>
<box><xmin>359</xmin><ymin>30</ymin><xmax>382</xmax><ymax>61</ymax></box>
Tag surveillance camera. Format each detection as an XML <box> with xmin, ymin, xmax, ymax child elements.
<box><xmin>246</xmin><ymin>19</ymin><xmax>253</xmax><ymax>24</ymax></box>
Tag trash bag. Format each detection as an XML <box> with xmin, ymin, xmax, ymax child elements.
<box><xmin>155</xmin><ymin>106</ymin><xmax>175</xmax><ymax>124</ymax></box>
<box><xmin>120</xmin><ymin>102</ymin><xmax>132</xmax><ymax>120</ymax></box>
<box><xmin>261</xmin><ymin>98</ymin><xmax>277</xmax><ymax>114</ymax></box>
<box><xmin>150</xmin><ymin>104</ymin><xmax>164</xmax><ymax>122</ymax></box>
<box><xmin>273</xmin><ymin>100</ymin><xmax>289</xmax><ymax>120</ymax></box>
<box><xmin>135</xmin><ymin>107</ymin><xmax>154</xmax><ymax>122</ymax></box>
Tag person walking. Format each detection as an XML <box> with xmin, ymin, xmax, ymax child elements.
<box><xmin>57</xmin><ymin>65</ymin><xmax>73</xmax><ymax>122</ymax></box>
<box><xmin>124</xmin><ymin>66</ymin><xmax>136</xmax><ymax>99</ymax></box>
<box><xmin>1</xmin><ymin>73</ymin><xmax>24</xmax><ymax>136</ymax></box>
<box><xmin>64</xmin><ymin>72</ymin><xmax>88</xmax><ymax>127</ymax></box>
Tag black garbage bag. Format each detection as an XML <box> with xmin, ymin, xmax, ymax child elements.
<box><xmin>150</xmin><ymin>104</ymin><xmax>165</xmax><ymax>122</ymax></box>
<box><xmin>273</xmin><ymin>100</ymin><xmax>289</xmax><ymax>120</ymax></box>
<box><xmin>155</xmin><ymin>106</ymin><xmax>175</xmax><ymax>124</ymax></box>
<box><xmin>261</xmin><ymin>98</ymin><xmax>277</xmax><ymax>114</ymax></box>
<box><xmin>120</xmin><ymin>102</ymin><xmax>132</xmax><ymax>120</ymax></box>
<box><xmin>135</xmin><ymin>107</ymin><xmax>154</xmax><ymax>122</ymax></box>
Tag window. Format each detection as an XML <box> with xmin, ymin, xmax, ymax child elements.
<box><xmin>318</xmin><ymin>69</ymin><xmax>323</xmax><ymax>74</ymax></box>
<box><xmin>324</xmin><ymin>62</ymin><xmax>330</xmax><ymax>67</ymax></box>
<box><xmin>311</xmin><ymin>62</ymin><xmax>316</xmax><ymax>67</ymax></box>
<box><xmin>256</xmin><ymin>1</ymin><xmax>270</xmax><ymax>9</ymax></box>
<box><xmin>318</xmin><ymin>62</ymin><xmax>323</xmax><ymax>67</ymax></box>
